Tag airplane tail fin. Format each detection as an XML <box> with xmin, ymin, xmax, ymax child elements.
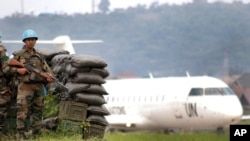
<box><xmin>51</xmin><ymin>36</ymin><xmax>103</xmax><ymax>54</ymax></box>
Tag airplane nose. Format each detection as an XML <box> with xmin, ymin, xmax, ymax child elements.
<box><xmin>224</xmin><ymin>96</ymin><xmax>243</xmax><ymax>124</ymax></box>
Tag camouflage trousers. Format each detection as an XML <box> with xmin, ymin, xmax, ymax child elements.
<box><xmin>0</xmin><ymin>87</ymin><xmax>11</xmax><ymax>132</ymax></box>
<box><xmin>16</xmin><ymin>82</ymin><xmax>44</xmax><ymax>135</ymax></box>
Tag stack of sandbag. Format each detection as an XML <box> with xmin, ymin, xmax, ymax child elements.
<box><xmin>62</xmin><ymin>54</ymin><xmax>110</xmax><ymax>138</ymax></box>
<box><xmin>40</xmin><ymin>49</ymin><xmax>110</xmax><ymax>139</ymax></box>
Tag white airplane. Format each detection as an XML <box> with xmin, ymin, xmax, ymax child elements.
<box><xmin>2</xmin><ymin>35</ymin><xmax>103</xmax><ymax>54</ymax></box>
<box><xmin>103</xmin><ymin>76</ymin><xmax>245</xmax><ymax>132</ymax></box>
<box><xmin>3</xmin><ymin>35</ymin><xmax>249</xmax><ymax>132</ymax></box>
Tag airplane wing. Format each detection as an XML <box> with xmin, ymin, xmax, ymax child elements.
<box><xmin>2</xmin><ymin>40</ymin><xmax>103</xmax><ymax>44</ymax></box>
<box><xmin>2</xmin><ymin>35</ymin><xmax>103</xmax><ymax>54</ymax></box>
<box><xmin>2</xmin><ymin>40</ymin><xmax>22</xmax><ymax>43</ymax></box>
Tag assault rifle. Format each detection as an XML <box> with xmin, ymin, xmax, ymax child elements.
<box><xmin>8</xmin><ymin>58</ymin><xmax>68</xmax><ymax>92</ymax></box>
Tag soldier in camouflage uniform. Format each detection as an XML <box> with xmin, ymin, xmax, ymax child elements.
<box><xmin>13</xmin><ymin>29</ymin><xmax>54</xmax><ymax>139</ymax></box>
<box><xmin>0</xmin><ymin>44</ymin><xmax>28</xmax><ymax>138</ymax></box>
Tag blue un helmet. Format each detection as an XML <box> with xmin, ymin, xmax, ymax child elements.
<box><xmin>22</xmin><ymin>29</ymin><xmax>38</xmax><ymax>42</ymax></box>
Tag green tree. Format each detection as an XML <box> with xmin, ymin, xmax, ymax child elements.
<box><xmin>98</xmin><ymin>0</ymin><xmax>110</xmax><ymax>13</ymax></box>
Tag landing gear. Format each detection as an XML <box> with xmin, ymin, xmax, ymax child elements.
<box><xmin>216</xmin><ymin>127</ymin><xmax>225</xmax><ymax>134</ymax></box>
<box><xmin>163</xmin><ymin>129</ymin><xmax>176</xmax><ymax>134</ymax></box>
<box><xmin>163</xmin><ymin>129</ymin><xmax>171</xmax><ymax>134</ymax></box>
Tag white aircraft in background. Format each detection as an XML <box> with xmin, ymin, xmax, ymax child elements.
<box><xmin>3</xmin><ymin>35</ymin><xmax>250</xmax><ymax>132</ymax></box>
<box><xmin>103</xmin><ymin>76</ymin><xmax>246</xmax><ymax>132</ymax></box>
<box><xmin>2</xmin><ymin>35</ymin><xmax>103</xmax><ymax>54</ymax></box>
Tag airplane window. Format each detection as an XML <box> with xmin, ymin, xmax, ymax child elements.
<box><xmin>224</xmin><ymin>87</ymin><xmax>234</xmax><ymax>95</ymax></box>
<box><xmin>189</xmin><ymin>88</ymin><xmax>203</xmax><ymax>96</ymax></box>
<box><xmin>205</xmin><ymin>88</ymin><xmax>218</xmax><ymax>95</ymax></box>
<box><xmin>205</xmin><ymin>87</ymin><xmax>234</xmax><ymax>95</ymax></box>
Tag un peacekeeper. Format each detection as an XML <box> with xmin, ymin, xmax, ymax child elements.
<box><xmin>13</xmin><ymin>29</ymin><xmax>54</xmax><ymax>139</ymax></box>
<box><xmin>0</xmin><ymin>44</ymin><xmax>27</xmax><ymax>138</ymax></box>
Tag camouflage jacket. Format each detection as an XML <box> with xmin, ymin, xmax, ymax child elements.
<box><xmin>0</xmin><ymin>45</ymin><xmax>17</xmax><ymax>88</ymax></box>
<box><xmin>13</xmin><ymin>46</ymin><xmax>54</xmax><ymax>83</ymax></box>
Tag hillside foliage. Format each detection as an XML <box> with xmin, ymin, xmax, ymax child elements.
<box><xmin>1</xmin><ymin>1</ymin><xmax>250</xmax><ymax>77</ymax></box>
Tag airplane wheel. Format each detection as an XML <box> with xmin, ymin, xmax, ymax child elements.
<box><xmin>216</xmin><ymin>127</ymin><xmax>225</xmax><ymax>134</ymax></box>
<box><xmin>163</xmin><ymin>129</ymin><xmax>173</xmax><ymax>134</ymax></box>
<box><xmin>118</xmin><ymin>129</ymin><xmax>127</xmax><ymax>132</ymax></box>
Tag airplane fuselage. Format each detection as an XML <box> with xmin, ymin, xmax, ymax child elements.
<box><xmin>103</xmin><ymin>76</ymin><xmax>243</xmax><ymax>131</ymax></box>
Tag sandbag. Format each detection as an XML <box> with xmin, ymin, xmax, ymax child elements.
<box><xmin>65</xmin><ymin>65</ymin><xmax>90</xmax><ymax>76</ymax></box>
<box><xmin>84</xmin><ymin>84</ymin><xmax>108</xmax><ymax>95</ymax></box>
<box><xmin>52</xmin><ymin>64</ymin><xmax>67</xmax><ymax>74</ymax></box>
<box><xmin>87</xmin><ymin>105</ymin><xmax>110</xmax><ymax>116</ymax></box>
<box><xmin>86</xmin><ymin>115</ymin><xmax>109</xmax><ymax>126</ymax></box>
<box><xmin>70</xmin><ymin>73</ymin><xmax>106</xmax><ymax>84</ymax></box>
<box><xmin>74</xmin><ymin>93</ymin><xmax>106</xmax><ymax>106</ymax></box>
<box><xmin>65</xmin><ymin>82</ymin><xmax>90</xmax><ymax>95</ymax></box>
<box><xmin>70</xmin><ymin>55</ymin><xmax>107</xmax><ymax>68</ymax></box>
<box><xmin>38</xmin><ymin>48</ymin><xmax>70</xmax><ymax>61</ymax></box>
<box><xmin>51</xmin><ymin>54</ymin><xmax>71</xmax><ymax>65</ymax></box>
<box><xmin>90</xmin><ymin>68</ymin><xmax>109</xmax><ymax>78</ymax></box>
<box><xmin>66</xmin><ymin>66</ymin><xmax>109</xmax><ymax>78</ymax></box>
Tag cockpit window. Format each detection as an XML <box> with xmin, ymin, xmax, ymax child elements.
<box><xmin>205</xmin><ymin>87</ymin><xmax>234</xmax><ymax>95</ymax></box>
<box><xmin>188</xmin><ymin>87</ymin><xmax>234</xmax><ymax>96</ymax></box>
<box><xmin>189</xmin><ymin>88</ymin><xmax>203</xmax><ymax>96</ymax></box>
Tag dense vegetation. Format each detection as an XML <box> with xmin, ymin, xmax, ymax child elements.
<box><xmin>1</xmin><ymin>1</ymin><xmax>250</xmax><ymax>77</ymax></box>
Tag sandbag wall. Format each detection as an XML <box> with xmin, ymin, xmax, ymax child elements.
<box><xmin>39</xmin><ymin>49</ymin><xmax>110</xmax><ymax>138</ymax></box>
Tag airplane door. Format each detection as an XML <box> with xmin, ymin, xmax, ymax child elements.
<box><xmin>174</xmin><ymin>95</ymin><xmax>183</xmax><ymax>119</ymax></box>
